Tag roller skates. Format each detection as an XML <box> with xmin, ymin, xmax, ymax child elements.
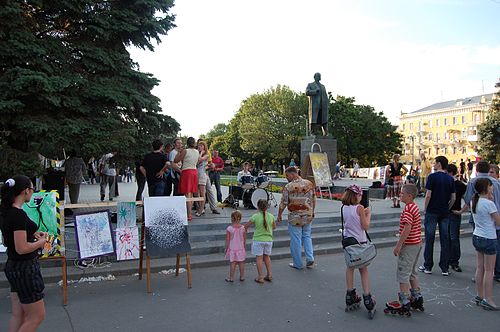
<box><xmin>345</xmin><ymin>288</ymin><xmax>361</xmax><ymax>311</ymax></box>
<box><xmin>410</xmin><ymin>295</ymin><xmax>424</xmax><ymax>312</ymax></box>
<box><xmin>363</xmin><ymin>293</ymin><xmax>377</xmax><ymax>319</ymax></box>
<box><xmin>384</xmin><ymin>293</ymin><xmax>411</xmax><ymax>317</ymax></box>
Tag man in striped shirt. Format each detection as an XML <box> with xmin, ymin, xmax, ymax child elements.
<box><xmin>389</xmin><ymin>184</ymin><xmax>423</xmax><ymax>310</ymax></box>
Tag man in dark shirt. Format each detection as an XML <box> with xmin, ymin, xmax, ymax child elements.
<box><xmin>419</xmin><ymin>156</ymin><xmax>456</xmax><ymax>276</ymax></box>
<box><xmin>140</xmin><ymin>139</ymin><xmax>170</xmax><ymax>197</ymax></box>
<box><xmin>446</xmin><ymin>164</ymin><xmax>467</xmax><ymax>272</ymax></box>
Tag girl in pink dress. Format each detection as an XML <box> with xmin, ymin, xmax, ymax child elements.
<box><xmin>224</xmin><ymin>211</ymin><xmax>246</xmax><ymax>282</ymax></box>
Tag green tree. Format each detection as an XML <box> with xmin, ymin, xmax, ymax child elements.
<box><xmin>0</xmin><ymin>0</ymin><xmax>179</xmax><ymax>179</ymax></box>
<box><xmin>329</xmin><ymin>96</ymin><xmax>402</xmax><ymax>166</ymax></box>
<box><xmin>234</xmin><ymin>85</ymin><xmax>307</xmax><ymax>167</ymax></box>
<box><xmin>200</xmin><ymin>123</ymin><xmax>227</xmax><ymax>149</ymax></box>
<box><xmin>478</xmin><ymin>79</ymin><xmax>500</xmax><ymax>163</ymax></box>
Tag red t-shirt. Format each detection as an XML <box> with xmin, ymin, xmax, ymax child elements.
<box><xmin>212</xmin><ymin>156</ymin><xmax>224</xmax><ymax>172</ymax></box>
<box><xmin>399</xmin><ymin>202</ymin><xmax>422</xmax><ymax>245</ymax></box>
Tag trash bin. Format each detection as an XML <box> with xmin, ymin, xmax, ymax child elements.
<box><xmin>43</xmin><ymin>170</ymin><xmax>65</xmax><ymax>201</ymax></box>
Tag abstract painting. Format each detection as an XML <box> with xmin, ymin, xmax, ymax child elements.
<box><xmin>74</xmin><ymin>211</ymin><xmax>114</xmax><ymax>259</ymax></box>
<box><xmin>117</xmin><ymin>202</ymin><xmax>137</xmax><ymax>228</ymax></box>
<box><xmin>115</xmin><ymin>227</ymin><xmax>140</xmax><ymax>261</ymax></box>
<box><xmin>309</xmin><ymin>152</ymin><xmax>333</xmax><ymax>187</ymax></box>
<box><xmin>144</xmin><ymin>197</ymin><xmax>191</xmax><ymax>257</ymax></box>
<box><xmin>22</xmin><ymin>190</ymin><xmax>62</xmax><ymax>257</ymax></box>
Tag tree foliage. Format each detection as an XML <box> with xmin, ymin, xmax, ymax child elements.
<box><xmin>478</xmin><ymin>79</ymin><xmax>500</xmax><ymax>163</ymax></box>
<box><xmin>0</xmin><ymin>0</ymin><xmax>179</xmax><ymax>179</ymax></box>
<box><xmin>329</xmin><ymin>96</ymin><xmax>402</xmax><ymax>166</ymax></box>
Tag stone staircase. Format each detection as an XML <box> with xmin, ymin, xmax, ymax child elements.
<box><xmin>0</xmin><ymin>212</ymin><xmax>473</xmax><ymax>286</ymax></box>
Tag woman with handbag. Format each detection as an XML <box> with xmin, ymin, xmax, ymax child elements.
<box><xmin>341</xmin><ymin>184</ymin><xmax>376</xmax><ymax>318</ymax></box>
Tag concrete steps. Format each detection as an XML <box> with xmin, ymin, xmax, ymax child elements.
<box><xmin>0</xmin><ymin>213</ymin><xmax>473</xmax><ymax>286</ymax></box>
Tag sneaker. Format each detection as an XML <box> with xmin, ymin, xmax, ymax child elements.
<box><xmin>441</xmin><ymin>271</ymin><xmax>450</xmax><ymax>276</ymax></box>
<box><xmin>451</xmin><ymin>265</ymin><xmax>462</xmax><ymax>272</ymax></box>
<box><xmin>100</xmin><ymin>194</ymin><xmax>105</xmax><ymax>201</ymax></box>
<box><xmin>306</xmin><ymin>261</ymin><xmax>315</xmax><ymax>269</ymax></box>
<box><xmin>289</xmin><ymin>263</ymin><xmax>303</xmax><ymax>270</ymax></box>
<box><xmin>212</xmin><ymin>210</ymin><xmax>221</xmax><ymax>215</ymax></box>
<box><xmin>479</xmin><ymin>299</ymin><xmax>499</xmax><ymax>311</ymax></box>
<box><xmin>418</xmin><ymin>266</ymin><xmax>432</xmax><ymax>274</ymax></box>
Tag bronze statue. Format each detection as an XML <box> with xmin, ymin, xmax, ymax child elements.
<box><xmin>306</xmin><ymin>72</ymin><xmax>329</xmax><ymax>136</ymax></box>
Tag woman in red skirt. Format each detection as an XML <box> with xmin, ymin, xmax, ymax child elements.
<box><xmin>174</xmin><ymin>137</ymin><xmax>200</xmax><ymax>221</ymax></box>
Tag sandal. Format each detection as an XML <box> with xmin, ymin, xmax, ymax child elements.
<box><xmin>225</xmin><ymin>278</ymin><xmax>233</xmax><ymax>283</ymax></box>
<box><xmin>195</xmin><ymin>212</ymin><xmax>202</xmax><ymax>217</ymax></box>
<box><xmin>187</xmin><ymin>215</ymin><xmax>193</xmax><ymax>221</ymax></box>
<box><xmin>254</xmin><ymin>278</ymin><xmax>264</xmax><ymax>284</ymax></box>
<box><xmin>264</xmin><ymin>276</ymin><xmax>273</xmax><ymax>282</ymax></box>
<box><xmin>240</xmin><ymin>278</ymin><xmax>245</xmax><ymax>282</ymax></box>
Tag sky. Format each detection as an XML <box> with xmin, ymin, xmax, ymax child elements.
<box><xmin>128</xmin><ymin>0</ymin><xmax>500</xmax><ymax>137</ymax></box>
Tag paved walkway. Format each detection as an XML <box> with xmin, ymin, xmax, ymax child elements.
<box><xmin>1</xmin><ymin>239</ymin><xmax>498</xmax><ymax>331</ymax></box>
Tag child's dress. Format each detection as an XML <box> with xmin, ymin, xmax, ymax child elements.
<box><xmin>225</xmin><ymin>225</ymin><xmax>246</xmax><ymax>262</ymax></box>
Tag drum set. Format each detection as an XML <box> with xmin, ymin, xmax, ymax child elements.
<box><xmin>227</xmin><ymin>173</ymin><xmax>278</xmax><ymax>209</ymax></box>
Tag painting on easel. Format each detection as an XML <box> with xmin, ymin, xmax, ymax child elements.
<box><xmin>309</xmin><ymin>152</ymin><xmax>333</xmax><ymax>187</ymax></box>
<box><xmin>117</xmin><ymin>202</ymin><xmax>136</xmax><ymax>228</ymax></box>
<box><xmin>144</xmin><ymin>197</ymin><xmax>191</xmax><ymax>257</ymax></box>
<box><xmin>22</xmin><ymin>190</ymin><xmax>62</xmax><ymax>258</ymax></box>
<box><xmin>115</xmin><ymin>227</ymin><xmax>140</xmax><ymax>261</ymax></box>
<box><xmin>74</xmin><ymin>211</ymin><xmax>114</xmax><ymax>259</ymax></box>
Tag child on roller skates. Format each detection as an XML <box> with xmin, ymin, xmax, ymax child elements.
<box><xmin>341</xmin><ymin>185</ymin><xmax>376</xmax><ymax>318</ymax></box>
<box><xmin>385</xmin><ymin>184</ymin><xmax>424</xmax><ymax>317</ymax></box>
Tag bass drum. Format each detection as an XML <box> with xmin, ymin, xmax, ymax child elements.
<box><xmin>242</xmin><ymin>188</ymin><xmax>269</xmax><ymax>209</ymax></box>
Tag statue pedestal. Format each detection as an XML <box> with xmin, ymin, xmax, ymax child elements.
<box><xmin>300</xmin><ymin>136</ymin><xmax>337</xmax><ymax>184</ymax></box>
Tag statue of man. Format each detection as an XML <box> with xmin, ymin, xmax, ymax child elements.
<box><xmin>306</xmin><ymin>72</ymin><xmax>329</xmax><ymax>136</ymax></box>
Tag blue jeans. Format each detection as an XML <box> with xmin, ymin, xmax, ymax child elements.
<box><xmin>423</xmin><ymin>212</ymin><xmax>450</xmax><ymax>272</ymax></box>
<box><xmin>148</xmin><ymin>180</ymin><xmax>165</xmax><ymax>197</ymax></box>
<box><xmin>495</xmin><ymin>230</ymin><xmax>500</xmax><ymax>278</ymax></box>
<box><xmin>448</xmin><ymin>213</ymin><xmax>461</xmax><ymax>267</ymax></box>
<box><xmin>288</xmin><ymin>223</ymin><xmax>314</xmax><ymax>269</ymax></box>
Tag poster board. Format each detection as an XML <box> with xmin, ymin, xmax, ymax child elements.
<box><xmin>22</xmin><ymin>190</ymin><xmax>63</xmax><ymax>258</ymax></box>
<box><xmin>309</xmin><ymin>152</ymin><xmax>333</xmax><ymax>187</ymax></box>
<box><xmin>117</xmin><ymin>202</ymin><xmax>136</xmax><ymax>228</ymax></box>
<box><xmin>115</xmin><ymin>227</ymin><xmax>140</xmax><ymax>261</ymax></box>
<box><xmin>144</xmin><ymin>196</ymin><xmax>191</xmax><ymax>257</ymax></box>
<box><xmin>74</xmin><ymin>211</ymin><xmax>115</xmax><ymax>259</ymax></box>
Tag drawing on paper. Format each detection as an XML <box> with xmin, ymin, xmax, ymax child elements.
<box><xmin>309</xmin><ymin>152</ymin><xmax>333</xmax><ymax>187</ymax></box>
<box><xmin>74</xmin><ymin>211</ymin><xmax>114</xmax><ymax>259</ymax></box>
<box><xmin>115</xmin><ymin>227</ymin><xmax>140</xmax><ymax>261</ymax></box>
<box><xmin>117</xmin><ymin>202</ymin><xmax>136</xmax><ymax>228</ymax></box>
<box><xmin>22</xmin><ymin>191</ymin><xmax>62</xmax><ymax>257</ymax></box>
<box><xmin>144</xmin><ymin>197</ymin><xmax>191</xmax><ymax>257</ymax></box>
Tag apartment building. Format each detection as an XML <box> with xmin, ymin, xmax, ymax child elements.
<box><xmin>399</xmin><ymin>93</ymin><xmax>494</xmax><ymax>164</ymax></box>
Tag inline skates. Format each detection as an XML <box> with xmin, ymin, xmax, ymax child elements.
<box><xmin>345</xmin><ymin>288</ymin><xmax>361</xmax><ymax>311</ymax></box>
<box><xmin>363</xmin><ymin>293</ymin><xmax>376</xmax><ymax>319</ymax></box>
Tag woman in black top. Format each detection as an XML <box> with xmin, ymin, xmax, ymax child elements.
<box><xmin>0</xmin><ymin>175</ymin><xmax>47</xmax><ymax>331</ymax></box>
<box><xmin>388</xmin><ymin>154</ymin><xmax>408</xmax><ymax>208</ymax></box>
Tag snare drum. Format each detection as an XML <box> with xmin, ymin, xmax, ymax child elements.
<box><xmin>242</xmin><ymin>188</ymin><xmax>269</xmax><ymax>209</ymax></box>
<box><xmin>240</xmin><ymin>175</ymin><xmax>255</xmax><ymax>189</ymax></box>
<box><xmin>256</xmin><ymin>175</ymin><xmax>269</xmax><ymax>188</ymax></box>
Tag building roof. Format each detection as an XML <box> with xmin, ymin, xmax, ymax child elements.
<box><xmin>410</xmin><ymin>93</ymin><xmax>494</xmax><ymax>114</ymax></box>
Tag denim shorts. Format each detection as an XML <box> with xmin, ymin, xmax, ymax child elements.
<box><xmin>472</xmin><ymin>235</ymin><xmax>497</xmax><ymax>255</ymax></box>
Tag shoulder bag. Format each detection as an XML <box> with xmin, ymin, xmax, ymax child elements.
<box><xmin>341</xmin><ymin>205</ymin><xmax>377</xmax><ymax>268</ymax></box>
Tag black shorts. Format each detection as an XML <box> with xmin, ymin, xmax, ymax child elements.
<box><xmin>4</xmin><ymin>258</ymin><xmax>45</xmax><ymax>304</ymax></box>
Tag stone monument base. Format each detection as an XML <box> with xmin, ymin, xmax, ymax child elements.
<box><xmin>300</xmin><ymin>136</ymin><xmax>337</xmax><ymax>185</ymax></box>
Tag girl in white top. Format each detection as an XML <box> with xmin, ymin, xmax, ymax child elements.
<box><xmin>470</xmin><ymin>178</ymin><xmax>500</xmax><ymax>310</ymax></box>
<box><xmin>174</xmin><ymin>137</ymin><xmax>200</xmax><ymax>221</ymax></box>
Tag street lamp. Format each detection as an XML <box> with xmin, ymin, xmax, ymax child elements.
<box><xmin>409</xmin><ymin>135</ymin><xmax>415</xmax><ymax>166</ymax></box>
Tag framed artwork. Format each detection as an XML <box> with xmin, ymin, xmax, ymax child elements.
<box><xmin>144</xmin><ymin>197</ymin><xmax>191</xmax><ymax>257</ymax></box>
<box><xmin>117</xmin><ymin>202</ymin><xmax>137</xmax><ymax>228</ymax></box>
<box><xmin>22</xmin><ymin>190</ymin><xmax>63</xmax><ymax>258</ymax></box>
<box><xmin>309</xmin><ymin>152</ymin><xmax>333</xmax><ymax>187</ymax></box>
<box><xmin>115</xmin><ymin>227</ymin><xmax>140</xmax><ymax>261</ymax></box>
<box><xmin>74</xmin><ymin>211</ymin><xmax>114</xmax><ymax>259</ymax></box>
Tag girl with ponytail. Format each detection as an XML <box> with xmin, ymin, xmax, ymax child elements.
<box><xmin>470</xmin><ymin>178</ymin><xmax>500</xmax><ymax>310</ymax></box>
<box><xmin>1</xmin><ymin>175</ymin><xmax>47</xmax><ymax>331</ymax></box>
<box><xmin>245</xmin><ymin>199</ymin><xmax>276</xmax><ymax>284</ymax></box>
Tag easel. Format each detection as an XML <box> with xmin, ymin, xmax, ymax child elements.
<box><xmin>138</xmin><ymin>197</ymin><xmax>202</xmax><ymax>293</ymax></box>
<box><xmin>303</xmin><ymin>143</ymin><xmax>334</xmax><ymax>200</ymax></box>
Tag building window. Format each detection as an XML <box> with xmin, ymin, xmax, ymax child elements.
<box><xmin>443</xmin><ymin>147</ymin><xmax>447</xmax><ymax>154</ymax></box>
<box><xmin>444</xmin><ymin>132</ymin><xmax>448</xmax><ymax>140</ymax></box>
<box><xmin>453</xmin><ymin>117</ymin><xmax>457</xmax><ymax>125</ymax></box>
<box><xmin>429</xmin><ymin>120</ymin><xmax>433</xmax><ymax>128</ymax></box>
<box><xmin>462</xmin><ymin>115</ymin><xmax>465</xmax><ymax>124</ymax></box>
<box><xmin>444</xmin><ymin>118</ymin><xmax>448</xmax><ymax>126</ymax></box>
<box><xmin>462</xmin><ymin>129</ymin><xmax>467</xmax><ymax>138</ymax></box>
<box><xmin>475</xmin><ymin>114</ymin><xmax>480</xmax><ymax>124</ymax></box>
<box><xmin>428</xmin><ymin>148</ymin><xmax>431</xmax><ymax>155</ymax></box>
<box><xmin>409</xmin><ymin>123</ymin><xmax>413</xmax><ymax>130</ymax></box>
<box><xmin>436</xmin><ymin>148</ymin><xmax>440</xmax><ymax>155</ymax></box>
<box><xmin>402</xmin><ymin>124</ymin><xmax>405</xmax><ymax>130</ymax></box>
<box><xmin>452</xmin><ymin>147</ymin><xmax>456</xmax><ymax>154</ymax></box>
<box><xmin>462</xmin><ymin>146</ymin><xmax>466</xmax><ymax>154</ymax></box>
<box><xmin>419</xmin><ymin>121</ymin><xmax>423</xmax><ymax>131</ymax></box>
<box><xmin>436</xmin><ymin>133</ymin><xmax>440</xmax><ymax>142</ymax></box>
<box><xmin>428</xmin><ymin>133</ymin><xmax>433</xmax><ymax>140</ymax></box>
<box><xmin>436</xmin><ymin>119</ymin><xmax>440</xmax><ymax>127</ymax></box>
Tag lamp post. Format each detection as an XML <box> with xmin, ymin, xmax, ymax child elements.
<box><xmin>410</xmin><ymin>135</ymin><xmax>415</xmax><ymax>166</ymax></box>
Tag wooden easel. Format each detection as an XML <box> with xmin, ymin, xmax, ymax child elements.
<box><xmin>138</xmin><ymin>197</ymin><xmax>202</xmax><ymax>293</ymax></box>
